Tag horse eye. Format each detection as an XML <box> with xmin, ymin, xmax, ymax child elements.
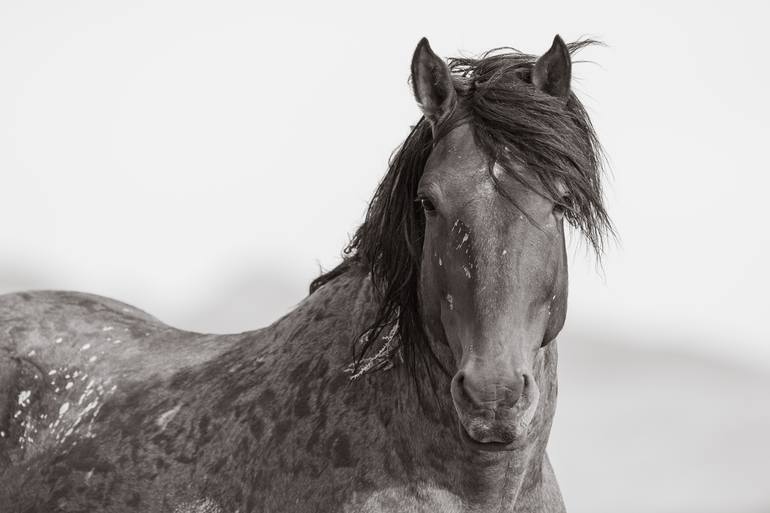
<box><xmin>553</xmin><ymin>196</ymin><xmax>571</xmax><ymax>217</ymax></box>
<box><xmin>418</xmin><ymin>197</ymin><xmax>437</xmax><ymax>213</ymax></box>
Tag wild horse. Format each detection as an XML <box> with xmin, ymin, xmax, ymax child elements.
<box><xmin>0</xmin><ymin>35</ymin><xmax>610</xmax><ymax>512</ymax></box>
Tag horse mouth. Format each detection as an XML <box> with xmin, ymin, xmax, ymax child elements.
<box><xmin>457</xmin><ymin>422</ymin><xmax>519</xmax><ymax>451</ymax></box>
<box><xmin>453</xmin><ymin>380</ymin><xmax>541</xmax><ymax>451</ymax></box>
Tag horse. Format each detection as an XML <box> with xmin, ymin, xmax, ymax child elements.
<box><xmin>0</xmin><ymin>35</ymin><xmax>611</xmax><ymax>512</ymax></box>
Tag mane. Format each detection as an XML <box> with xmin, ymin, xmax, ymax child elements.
<box><xmin>309</xmin><ymin>40</ymin><xmax>613</xmax><ymax>383</ymax></box>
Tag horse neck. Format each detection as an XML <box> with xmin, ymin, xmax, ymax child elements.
<box><xmin>299</xmin><ymin>263</ymin><xmax>559</xmax><ymax>510</ymax></box>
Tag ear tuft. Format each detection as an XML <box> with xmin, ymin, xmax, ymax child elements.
<box><xmin>411</xmin><ymin>38</ymin><xmax>456</xmax><ymax>128</ymax></box>
<box><xmin>532</xmin><ymin>34</ymin><xmax>572</xmax><ymax>98</ymax></box>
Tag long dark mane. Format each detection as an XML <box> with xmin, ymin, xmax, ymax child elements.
<box><xmin>310</xmin><ymin>40</ymin><xmax>613</xmax><ymax>380</ymax></box>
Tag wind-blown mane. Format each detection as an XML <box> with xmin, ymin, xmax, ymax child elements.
<box><xmin>310</xmin><ymin>40</ymin><xmax>613</xmax><ymax>380</ymax></box>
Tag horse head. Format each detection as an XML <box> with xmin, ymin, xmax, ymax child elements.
<box><xmin>315</xmin><ymin>35</ymin><xmax>610</xmax><ymax>453</ymax></box>
<box><xmin>410</xmin><ymin>36</ymin><xmax>607</xmax><ymax>450</ymax></box>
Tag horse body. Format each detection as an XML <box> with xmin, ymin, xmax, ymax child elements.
<box><xmin>1</xmin><ymin>267</ymin><xmax>562</xmax><ymax>512</ymax></box>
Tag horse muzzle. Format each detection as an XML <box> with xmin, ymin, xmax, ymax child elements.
<box><xmin>450</xmin><ymin>367</ymin><xmax>541</xmax><ymax>450</ymax></box>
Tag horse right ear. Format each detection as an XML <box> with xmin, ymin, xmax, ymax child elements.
<box><xmin>532</xmin><ymin>35</ymin><xmax>572</xmax><ymax>98</ymax></box>
<box><xmin>411</xmin><ymin>38</ymin><xmax>456</xmax><ymax>130</ymax></box>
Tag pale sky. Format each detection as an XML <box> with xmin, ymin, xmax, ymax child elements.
<box><xmin>1</xmin><ymin>0</ymin><xmax>768</xmax><ymax>369</ymax></box>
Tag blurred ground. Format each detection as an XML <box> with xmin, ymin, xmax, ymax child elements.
<box><xmin>550</xmin><ymin>325</ymin><xmax>770</xmax><ymax>513</ymax></box>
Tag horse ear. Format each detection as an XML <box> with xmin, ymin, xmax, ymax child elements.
<box><xmin>532</xmin><ymin>35</ymin><xmax>571</xmax><ymax>98</ymax></box>
<box><xmin>411</xmin><ymin>38</ymin><xmax>456</xmax><ymax>128</ymax></box>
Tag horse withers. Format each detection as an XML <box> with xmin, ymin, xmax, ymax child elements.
<box><xmin>0</xmin><ymin>35</ymin><xmax>611</xmax><ymax>512</ymax></box>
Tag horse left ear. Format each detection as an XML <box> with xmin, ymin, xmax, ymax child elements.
<box><xmin>532</xmin><ymin>35</ymin><xmax>571</xmax><ymax>98</ymax></box>
<box><xmin>411</xmin><ymin>37</ymin><xmax>457</xmax><ymax>129</ymax></box>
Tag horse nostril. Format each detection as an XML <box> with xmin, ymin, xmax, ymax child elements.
<box><xmin>458</xmin><ymin>370</ymin><xmax>488</xmax><ymax>406</ymax></box>
<box><xmin>453</xmin><ymin>371</ymin><xmax>475</xmax><ymax>404</ymax></box>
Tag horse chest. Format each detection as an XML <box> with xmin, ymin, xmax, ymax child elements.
<box><xmin>343</xmin><ymin>485</ymin><xmax>466</xmax><ymax>513</ymax></box>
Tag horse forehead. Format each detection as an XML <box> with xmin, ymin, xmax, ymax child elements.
<box><xmin>425</xmin><ymin>125</ymin><xmax>486</xmax><ymax>176</ymax></box>
<box><xmin>427</xmin><ymin>130</ymin><xmax>546</xmax><ymax>204</ymax></box>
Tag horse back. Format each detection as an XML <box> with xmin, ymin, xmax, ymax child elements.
<box><xmin>0</xmin><ymin>290</ymin><xmax>237</xmax><ymax>469</ymax></box>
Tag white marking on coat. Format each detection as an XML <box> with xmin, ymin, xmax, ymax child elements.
<box><xmin>173</xmin><ymin>498</ymin><xmax>223</xmax><ymax>513</ymax></box>
<box><xmin>18</xmin><ymin>390</ymin><xmax>31</xmax><ymax>406</ymax></box>
<box><xmin>157</xmin><ymin>404</ymin><xmax>182</xmax><ymax>430</ymax></box>
<box><xmin>81</xmin><ymin>344</ymin><xmax>91</xmax><ymax>351</ymax></box>
<box><xmin>350</xmin><ymin>486</ymin><xmax>465</xmax><ymax>513</ymax></box>
<box><xmin>59</xmin><ymin>402</ymin><xmax>70</xmax><ymax>416</ymax></box>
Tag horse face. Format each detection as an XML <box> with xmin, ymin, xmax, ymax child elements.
<box><xmin>417</xmin><ymin>126</ymin><xmax>568</xmax><ymax>448</ymax></box>
<box><xmin>411</xmin><ymin>38</ymin><xmax>572</xmax><ymax>449</ymax></box>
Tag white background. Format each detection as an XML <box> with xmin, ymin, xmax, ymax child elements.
<box><xmin>1</xmin><ymin>1</ymin><xmax>768</xmax><ymax>511</ymax></box>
